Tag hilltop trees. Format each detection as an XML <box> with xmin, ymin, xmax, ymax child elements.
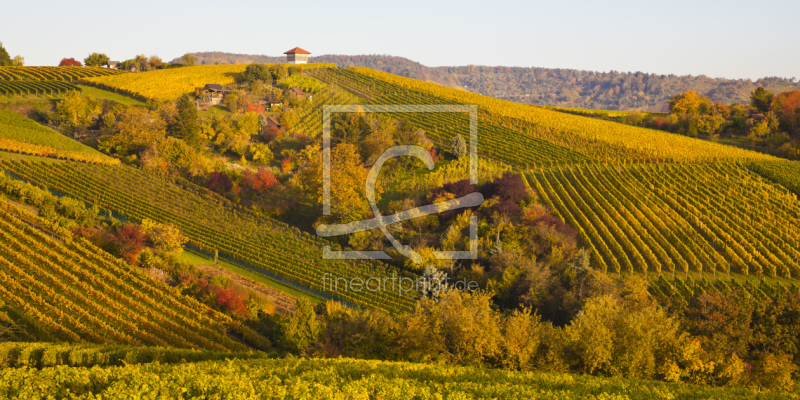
<box><xmin>668</xmin><ymin>90</ymin><xmax>711</xmax><ymax>114</ymax></box>
<box><xmin>11</xmin><ymin>55</ymin><xmax>23</xmax><ymax>66</ymax></box>
<box><xmin>0</xmin><ymin>42</ymin><xmax>11</xmax><ymax>66</ymax></box>
<box><xmin>182</xmin><ymin>53</ymin><xmax>196</xmax><ymax>66</ymax></box>
<box><xmin>83</xmin><ymin>52</ymin><xmax>110</xmax><ymax>67</ymax></box>
<box><xmin>237</xmin><ymin>63</ymin><xmax>272</xmax><ymax>83</ymax></box>
<box><xmin>58</xmin><ymin>58</ymin><xmax>82</xmax><ymax>67</ymax></box>
<box><xmin>149</xmin><ymin>55</ymin><xmax>163</xmax><ymax>69</ymax></box>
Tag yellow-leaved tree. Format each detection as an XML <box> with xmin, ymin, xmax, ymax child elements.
<box><xmin>56</xmin><ymin>90</ymin><xmax>101</xmax><ymax>131</ymax></box>
<box><xmin>141</xmin><ymin>219</ymin><xmax>188</xmax><ymax>256</ymax></box>
<box><xmin>296</xmin><ymin>142</ymin><xmax>380</xmax><ymax>223</ymax></box>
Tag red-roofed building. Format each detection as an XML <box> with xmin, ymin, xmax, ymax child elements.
<box><xmin>284</xmin><ymin>47</ymin><xmax>311</xmax><ymax>64</ymax></box>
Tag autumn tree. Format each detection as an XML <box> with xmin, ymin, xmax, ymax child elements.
<box><xmin>99</xmin><ymin>107</ymin><xmax>167</xmax><ymax>156</ymax></box>
<box><xmin>278</xmin><ymin>298</ymin><xmax>323</xmax><ymax>355</ymax></box>
<box><xmin>249</xmin><ymin>143</ymin><xmax>273</xmax><ymax>164</ymax></box>
<box><xmin>212</xmin><ymin>113</ymin><xmax>257</xmax><ymax>157</ymax></box>
<box><xmin>149</xmin><ymin>55</ymin><xmax>163</xmax><ymax>69</ymax></box>
<box><xmin>282</xmin><ymin>89</ymin><xmax>300</xmax><ymax>108</ymax></box>
<box><xmin>500</xmin><ymin>307</ymin><xmax>547</xmax><ymax>370</ymax></box>
<box><xmin>771</xmin><ymin>91</ymin><xmax>800</xmax><ymax>134</ymax></box>
<box><xmin>58</xmin><ymin>58</ymin><xmax>82</xmax><ymax>67</ymax></box>
<box><xmin>134</xmin><ymin>54</ymin><xmax>150</xmax><ymax>71</ymax></box>
<box><xmin>182</xmin><ymin>53</ymin><xmax>196</xmax><ymax>66</ymax></box>
<box><xmin>83</xmin><ymin>52</ymin><xmax>110</xmax><ymax>67</ymax></box>
<box><xmin>141</xmin><ymin>219</ymin><xmax>187</xmax><ymax>255</ymax></box>
<box><xmin>141</xmin><ymin>137</ymin><xmax>211</xmax><ymax>177</ymax></box>
<box><xmin>238</xmin><ymin>112</ymin><xmax>261</xmax><ymax>136</ymax></box>
<box><xmin>55</xmin><ymin>90</ymin><xmax>102</xmax><ymax>131</ymax></box>
<box><xmin>271</xmin><ymin>64</ymin><xmax>288</xmax><ymax>80</ymax></box>
<box><xmin>279</xmin><ymin>110</ymin><xmax>299</xmax><ymax>132</ymax></box>
<box><xmin>11</xmin><ymin>55</ymin><xmax>23</xmax><ymax>66</ymax></box>
<box><xmin>330</xmin><ymin>112</ymin><xmax>368</xmax><ymax>146</ymax></box>
<box><xmin>262</xmin><ymin>127</ymin><xmax>282</xmax><ymax>143</ymax></box>
<box><xmin>360</xmin><ymin>117</ymin><xmax>395</xmax><ymax>164</ymax></box>
<box><xmin>237</xmin><ymin>63</ymin><xmax>272</xmax><ymax>83</ymax></box>
<box><xmin>295</xmin><ymin>143</ymin><xmax>378</xmax><ymax>222</ymax></box>
<box><xmin>110</xmin><ymin>224</ymin><xmax>147</xmax><ymax>265</ymax></box>
<box><xmin>248</xmin><ymin>102</ymin><xmax>266</xmax><ymax>114</ymax></box>
<box><xmin>0</xmin><ymin>42</ymin><xmax>10</xmax><ymax>66</ymax></box>
<box><xmin>397</xmin><ymin>291</ymin><xmax>502</xmax><ymax>366</ymax></box>
<box><xmin>242</xmin><ymin>167</ymin><xmax>279</xmax><ymax>192</ymax></box>
<box><xmin>669</xmin><ymin>90</ymin><xmax>711</xmax><ymax>114</ymax></box>
<box><xmin>563</xmin><ymin>294</ymin><xmax>696</xmax><ymax>380</ymax></box>
<box><xmin>318</xmin><ymin>301</ymin><xmax>399</xmax><ymax>360</ymax></box>
<box><xmin>210</xmin><ymin>115</ymin><xmax>242</xmax><ymax>155</ymax></box>
<box><xmin>207</xmin><ymin>171</ymin><xmax>233</xmax><ymax>193</ymax></box>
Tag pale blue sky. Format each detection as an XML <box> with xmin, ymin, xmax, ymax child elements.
<box><xmin>2</xmin><ymin>0</ymin><xmax>798</xmax><ymax>80</ymax></box>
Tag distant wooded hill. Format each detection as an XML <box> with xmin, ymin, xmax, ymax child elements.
<box><xmin>177</xmin><ymin>52</ymin><xmax>800</xmax><ymax>111</ymax></box>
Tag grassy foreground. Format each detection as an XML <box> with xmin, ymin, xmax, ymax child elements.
<box><xmin>0</xmin><ymin>357</ymin><xmax>795</xmax><ymax>399</ymax></box>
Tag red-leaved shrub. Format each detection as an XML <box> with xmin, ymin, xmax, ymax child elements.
<box><xmin>206</xmin><ymin>171</ymin><xmax>233</xmax><ymax>193</ymax></box>
<box><xmin>243</xmin><ymin>167</ymin><xmax>279</xmax><ymax>192</ymax></box>
<box><xmin>110</xmin><ymin>224</ymin><xmax>147</xmax><ymax>265</ymax></box>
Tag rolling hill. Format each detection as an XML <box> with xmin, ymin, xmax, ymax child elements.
<box><xmin>0</xmin><ymin>159</ymin><xmax>417</xmax><ymax>315</ymax></box>
<box><xmin>179</xmin><ymin>52</ymin><xmax>800</xmax><ymax>111</ymax></box>
<box><xmin>0</xmin><ymin>66</ymin><xmax>125</xmax><ymax>98</ymax></box>
<box><xmin>0</xmin><ymin>194</ymin><xmax>249</xmax><ymax>351</ymax></box>
<box><xmin>310</xmin><ymin>66</ymin><xmax>800</xmax><ymax>287</ymax></box>
<box><xmin>1</xmin><ymin>59</ymin><xmax>800</xmax><ymax>396</ymax></box>
<box><xmin>0</xmin><ymin>109</ymin><xmax>118</xmax><ymax>165</ymax></box>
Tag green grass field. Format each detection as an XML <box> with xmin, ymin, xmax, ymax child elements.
<box><xmin>0</xmin><ymin>109</ymin><xmax>101</xmax><ymax>154</ymax></box>
<box><xmin>75</xmin><ymin>84</ymin><xmax>145</xmax><ymax>107</ymax></box>
<box><xmin>178</xmin><ymin>249</ymin><xmax>323</xmax><ymax>304</ymax></box>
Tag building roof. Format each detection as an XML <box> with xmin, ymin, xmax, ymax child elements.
<box><xmin>290</xmin><ymin>87</ymin><xmax>304</xmax><ymax>96</ymax></box>
<box><xmin>106</xmin><ymin>61</ymin><xmax>120</xmax><ymax>66</ymax></box>
<box><xmin>266</xmin><ymin>117</ymin><xmax>282</xmax><ymax>126</ymax></box>
<box><xmin>283</xmin><ymin>47</ymin><xmax>311</xmax><ymax>55</ymax></box>
<box><xmin>202</xmin><ymin>84</ymin><xmax>227</xmax><ymax>92</ymax></box>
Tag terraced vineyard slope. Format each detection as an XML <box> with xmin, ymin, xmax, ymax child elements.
<box><xmin>0</xmin><ymin>342</ymin><xmax>266</xmax><ymax>368</ymax></box>
<box><xmin>0</xmin><ymin>160</ymin><xmax>417</xmax><ymax>315</ymax></box>
<box><xmin>750</xmin><ymin>160</ymin><xmax>800</xmax><ymax>197</ymax></box>
<box><xmin>310</xmin><ymin>67</ymin><xmax>778</xmax><ymax>165</ymax></box>
<box><xmin>529</xmin><ymin>162</ymin><xmax>800</xmax><ymax>279</ymax></box>
<box><xmin>83</xmin><ymin>63</ymin><xmax>335</xmax><ymax>101</ymax></box>
<box><xmin>0</xmin><ymin>110</ymin><xmax>118</xmax><ymax>165</ymax></box>
<box><xmin>0</xmin><ymin>356</ymin><xmax>783</xmax><ymax>399</ymax></box>
<box><xmin>0</xmin><ymin>197</ymin><xmax>249</xmax><ymax>351</ymax></box>
<box><xmin>0</xmin><ymin>66</ymin><xmax>126</xmax><ymax>82</ymax></box>
<box><xmin>0</xmin><ymin>81</ymin><xmax>80</xmax><ymax>97</ymax></box>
